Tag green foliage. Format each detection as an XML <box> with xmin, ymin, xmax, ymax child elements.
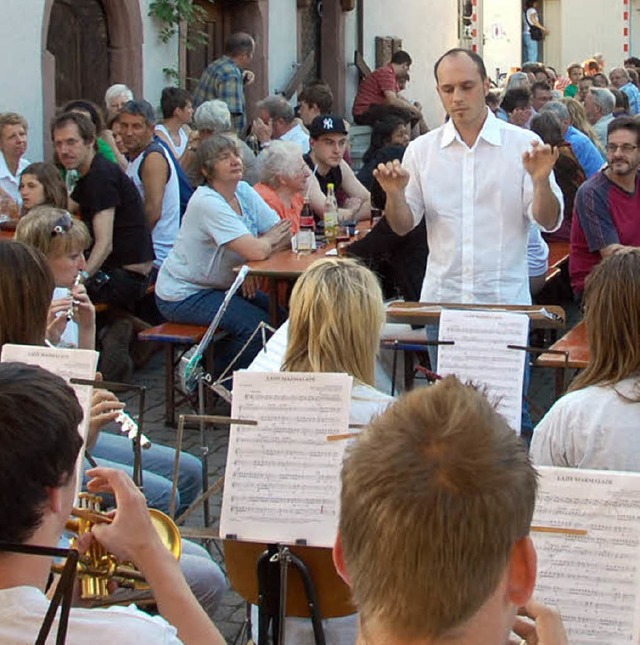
<box><xmin>149</xmin><ymin>0</ymin><xmax>213</xmax><ymax>48</ymax></box>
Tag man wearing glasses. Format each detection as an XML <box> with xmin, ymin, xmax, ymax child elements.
<box><xmin>570</xmin><ymin>117</ymin><xmax>640</xmax><ymax>298</ymax></box>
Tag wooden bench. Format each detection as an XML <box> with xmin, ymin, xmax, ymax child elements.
<box><xmin>536</xmin><ymin>320</ymin><xmax>589</xmax><ymax>399</ymax></box>
<box><xmin>138</xmin><ymin>322</ymin><xmax>212</xmax><ymax>426</ymax></box>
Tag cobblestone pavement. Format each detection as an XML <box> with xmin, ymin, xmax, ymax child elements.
<box><xmin>123</xmin><ymin>296</ymin><xmax>580</xmax><ymax>643</ymax></box>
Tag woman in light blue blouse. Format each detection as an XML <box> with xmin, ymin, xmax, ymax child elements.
<box><xmin>156</xmin><ymin>134</ymin><xmax>291</xmax><ymax>375</ymax></box>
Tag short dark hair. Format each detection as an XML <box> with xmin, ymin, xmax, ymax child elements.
<box><xmin>299</xmin><ymin>81</ymin><xmax>334</xmax><ymax>113</ymax></box>
<box><xmin>624</xmin><ymin>56</ymin><xmax>640</xmax><ymax>68</ymax></box>
<box><xmin>0</xmin><ymin>362</ymin><xmax>83</xmax><ymax>544</ymax></box>
<box><xmin>225</xmin><ymin>32</ymin><xmax>255</xmax><ymax>57</ymax></box>
<box><xmin>160</xmin><ymin>87</ymin><xmax>192</xmax><ymax>119</ymax></box>
<box><xmin>391</xmin><ymin>50</ymin><xmax>412</xmax><ymax>66</ymax></box>
<box><xmin>120</xmin><ymin>99</ymin><xmax>157</xmax><ymax>127</ymax></box>
<box><xmin>501</xmin><ymin>88</ymin><xmax>532</xmax><ymax>114</ymax></box>
<box><xmin>62</xmin><ymin>100</ymin><xmax>105</xmax><ymax>134</ymax></box>
<box><xmin>521</xmin><ymin>62</ymin><xmax>546</xmax><ymax>76</ymax></box>
<box><xmin>51</xmin><ymin>111</ymin><xmax>96</xmax><ymax>145</ymax></box>
<box><xmin>608</xmin><ymin>116</ymin><xmax>640</xmax><ymax>145</ymax></box>
<box><xmin>610</xmin><ymin>88</ymin><xmax>631</xmax><ymax>113</ymax></box>
<box><xmin>434</xmin><ymin>48</ymin><xmax>487</xmax><ymax>82</ymax></box>
<box><xmin>531</xmin><ymin>81</ymin><xmax>552</xmax><ymax>95</ymax></box>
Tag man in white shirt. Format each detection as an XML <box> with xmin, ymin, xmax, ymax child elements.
<box><xmin>252</xmin><ymin>95</ymin><xmax>310</xmax><ymax>153</ymax></box>
<box><xmin>0</xmin><ymin>362</ymin><xmax>225</xmax><ymax>645</ymax></box>
<box><xmin>375</xmin><ymin>47</ymin><xmax>563</xmax><ymax>306</ymax></box>
<box><xmin>0</xmin><ymin>112</ymin><xmax>30</xmax><ymax>214</ymax></box>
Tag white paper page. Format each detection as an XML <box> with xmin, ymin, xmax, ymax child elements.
<box><xmin>533</xmin><ymin>467</ymin><xmax>640</xmax><ymax>645</ymax></box>
<box><xmin>437</xmin><ymin>309</ymin><xmax>528</xmax><ymax>431</ymax></box>
<box><xmin>220</xmin><ymin>371</ymin><xmax>352</xmax><ymax>547</ymax></box>
<box><xmin>1</xmin><ymin>344</ymin><xmax>99</xmax><ymax>499</ymax></box>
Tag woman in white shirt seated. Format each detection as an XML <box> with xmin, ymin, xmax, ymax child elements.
<box><xmin>531</xmin><ymin>250</ymin><xmax>640</xmax><ymax>469</ymax></box>
<box><xmin>156</xmin><ymin>133</ymin><xmax>291</xmax><ymax>375</ymax></box>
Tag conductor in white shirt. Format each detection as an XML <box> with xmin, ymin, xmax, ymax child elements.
<box><xmin>375</xmin><ymin>47</ymin><xmax>563</xmax><ymax>307</ymax></box>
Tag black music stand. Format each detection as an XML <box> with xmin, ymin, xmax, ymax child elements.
<box><xmin>0</xmin><ymin>542</ymin><xmax>79</xmax><ymax>645</ymax></box>
<box><xmin>70</xmin><ymin>378</ymin><xmax>147</xmax><ymax>489</ymax></box>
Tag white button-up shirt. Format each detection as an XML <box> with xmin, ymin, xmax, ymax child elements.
<box><xmin>403</xmin><ymin>108</ymin><xmax>563</xmax><ymax>305</ymax></box>
<box><xmin>0</xmin><ymin>152</ymin><xmax>29</xmax><ymax>205</ymax></box>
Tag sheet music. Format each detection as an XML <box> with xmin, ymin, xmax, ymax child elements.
<box><xmin>1</xmin><ymin>344</ymin><xmax>99</xmax><ymax>499</ymax></box>
<box><xmin>533</xmin><ymin>467</ymin><xmax>640</xmax><ymax>645</ymax></box>
<box><xmin>437</xmin><ymin>309</ymin><xmax>528</xmax><ymax>432</ymax></box>
<box><xmin>220</xmin><ymin>371</ymin><xmax>352</xmax><ymax>547</ymax></box>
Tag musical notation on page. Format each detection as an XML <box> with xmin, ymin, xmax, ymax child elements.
<box><xmin>220</xmin><ymin>371</ymin><xmax>352</xmax><ymax>547</ymax></box>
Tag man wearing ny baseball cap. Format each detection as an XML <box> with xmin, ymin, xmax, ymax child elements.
<box><xmin>303</xmin><ymin>115</ymin><xmax>371</xmax><ymax>221</ymax></box>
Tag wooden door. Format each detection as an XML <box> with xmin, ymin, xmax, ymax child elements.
<box><xmin>46</xmin><ymin>0</ymin><xmax>109</xmax><ymax>108</ymax></box>
<box><xmin>186</xmin><ymin>0</ymin><xmax>227</xmax><ymax>91</ymax></box>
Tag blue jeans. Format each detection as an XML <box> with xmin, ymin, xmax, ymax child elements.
<box><xmin>87</xmin><ymin>431</ymin><xmax>202</xmax><ymax>515</ymax></box>
<box><xmin>425</xmin><ymin>323</ymin><xmax>533</xmax><ymax>437</ymax></box>
<box><xmin>522</xmin><ymin>32</ymin><xmax>538</xmax><ymax>63</ymax></box>
<box><xmin>156</xmin><ymin>289</ymin><xmax>271</xmax><ymax>375</ymax></box>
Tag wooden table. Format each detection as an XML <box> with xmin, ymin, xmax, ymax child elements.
<box><xmin>244</xmin><ymin>222</ymin><xmax>372</xmax><ymax>324</ymax></box>
<box><xmin>385</xmin><ymin>301</ymin><xmax>566</xmax><ymax>330</ymax></box>
<box><xmin>548</xmin><ymin>241</ymin><xmax>570</xmax><ymax>270</ymax></box>
<box><xmin>536</xmin><ymin>320</ymin><xmax>589</xmax><ymax>398</ymax></box>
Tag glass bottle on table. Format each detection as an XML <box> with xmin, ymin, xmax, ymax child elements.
<box><xmin>297</xmin><ymin>198</ymin><xmax>315</xmax><ymax>254</ymax></box>
<box><xmin>323</xmin><ymin>183</ymin><xmax>338</xmax><ymax>244</ymax></box>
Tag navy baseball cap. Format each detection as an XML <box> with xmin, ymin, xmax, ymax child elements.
<box><xmin>308</xmin><ymin>115</ymin><xmax>348</xmax><ymax>138</ymax></box>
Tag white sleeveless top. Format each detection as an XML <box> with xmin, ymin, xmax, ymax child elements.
<box><xmin>155</xmin><ymin>124</ymin><xmax>189</xmax><ymax>158</ymax></box>
<box><xmin>126</xmin><ymin>143</ymin><xmax>180</xmax><ymax>267</ymax></box>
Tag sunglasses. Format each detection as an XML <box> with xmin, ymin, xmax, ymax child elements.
<box><xmin>51</xmin><ymin>213</ymin><xmax>73</xmax><ymax>237</ymax></box>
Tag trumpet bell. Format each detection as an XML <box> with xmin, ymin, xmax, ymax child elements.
<box><xmin>150</xmin><ymin>508</ymin><xmax>182</xmax><ymax>560</ymax></box>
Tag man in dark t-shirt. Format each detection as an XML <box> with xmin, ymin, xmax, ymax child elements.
<box><xmin>53</xmin><ymin>111</ymin><xmax>154</xmax><ymax>307</ymax></box>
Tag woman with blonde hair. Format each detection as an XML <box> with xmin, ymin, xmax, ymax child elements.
<box><xmin>252</xmin><ymin>257</ymin><xmax>393</xmax><ymax>642</ymax></box>
<box><xmin>532</xmin><ymin>250</ymin><xmax>640</xmax><ymax>469</ymax></box>
<box><xmin>560</xmin><ymin>97</ymin><xmax>605</xmax><ymax>155</ymax></box>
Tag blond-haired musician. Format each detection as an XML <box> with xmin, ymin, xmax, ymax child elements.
<box><xmin>0</xmin><ymin>362</ymin><xmax>225</xmax><ymax>645</ymax></box>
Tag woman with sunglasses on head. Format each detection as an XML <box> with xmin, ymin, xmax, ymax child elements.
<box><xmin>0</xmin><ymin>238</ymin><xmax>227</xmax><ymax>617</ymax></box>
<box><xmin>15</xmin><ymin>207</ymin><xmax>206</xmax><ymax>520</ymax></box>
<box><xmin>19</xmin><ymin>162</ymin><xmax>68</xmax><ymax>215</ymax></box>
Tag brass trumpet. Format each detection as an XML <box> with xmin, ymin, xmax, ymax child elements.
<box><xmin>53</xmin><ymin>493</ymin><xmax>181</xmax><ymax>600</ymax></box>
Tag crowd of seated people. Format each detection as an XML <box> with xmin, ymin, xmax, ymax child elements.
<box><xmin>1</xmin><ymin>38</ymin><xmax>639</xmax><ymax>643</ymax></box>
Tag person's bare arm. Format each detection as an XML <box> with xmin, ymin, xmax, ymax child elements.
<box><xmin>85</xmin><ymin>468</ymin><xmax>225</xmax><ymax>645</ymax></box>
<box><xmin>339</xmin><ymin>161</ymin><xmax>371</xmax><ymax>221</ymax></box>
<box><xmin>372</xmin><ymin>159</ymin><xmax>414</xmax><ymax>235</ymax></box>
<box><xmin>523</xmin><ymin>141</ymin><xmax>561</xmax><ymax>231</ymax></box>
<box><xmin>226</xmin><ymin>221</ymin><xmax>292</xmax><ymax>261</ymax></box>
<box><xmin>85</xmin><ymin>208</ymin><xmax>115</xmax><ymax>276</ymax></box>
<box><xmin>140</xmin><ymin>152</ymin><xmax>169</xmax><ymax>231</ymax></box>
<box><xmin>102</xmin><ymin>129</ymin><xmax>129</xmax><ymax>170</ymax></box>
<box><xmin>68</xmin><ymin>196</ymin><xmax>80</xmax><ymax>215</ymax></box>
<box><xmin>383</xmin><ymin>90</ymin><xmax>422</xmax><ymax>117</ymax></box>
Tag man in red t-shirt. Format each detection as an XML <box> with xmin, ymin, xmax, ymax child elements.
<box><xmin>570</xmin><ymin>117</ymin><xmax>640</xmax><ymax>296</ymax></box>
<box><xmin>352</xmin><ymin>51</ymin><xmax>426</xmax><ymax>133</ymax></box>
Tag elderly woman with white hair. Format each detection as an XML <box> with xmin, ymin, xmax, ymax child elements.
<box><xmin>253</xmin><ymin>140</ymin><xmax>311</xmax><ymax>234</ymax></box>
<box><xmin>183</xmin><ymin>99</ymin><xmax>258</xmax><ymax>186</ymax></box>
<box><xmin>104</xmin><ymin>83</ymin><xmax>134</xmax><ymax>124</ymax></box>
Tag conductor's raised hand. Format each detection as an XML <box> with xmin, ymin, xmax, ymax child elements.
<box><xmin>373</xmin><ymin>159</ymin><xmax>410</xmax><ymax>195</ymax></box>
<box><xmin>523</xmin><ymin>140</ymin><xmax>559</xmax><ymax>183</ymax></box>
<box><xmin>84</xmin><ymin>467</ymin><xmax>165</xmax><ymax>566</ymax></box>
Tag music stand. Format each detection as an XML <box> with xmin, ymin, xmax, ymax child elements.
<box><xmin>70</xmin><ymin>378</ymin><xmax>147</xmax><ymax>489</ymax></box>
<box><xmin>0</xmin><ymin>542</ymin><xmax>79</xmax><ymax>645</ymax></box>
